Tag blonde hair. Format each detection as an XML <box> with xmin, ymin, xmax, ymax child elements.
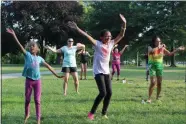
<box><xmin>25</xmin><ymin>40</ymin><xmax>40</xmax><ymax>54</ymax></box>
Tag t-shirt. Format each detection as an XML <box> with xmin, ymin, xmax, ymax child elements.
<box><xmin>112</xmin><ymin>52</ymin><xmax>121</xmax><ymax>64</ymax></box>
<box><xmin>22</xmin><ymin>51</ymin><xmax>45</xmax><ymax>80</ymax></box>
<box><xmin>93</xmin><ymin>40</ymin><xmax>115</xmax><ymax>76</ymax></box>
<box><xmin>61</xmin><ymin>46</ymin><xmax>77</xmax><ymax>67</ymax></box>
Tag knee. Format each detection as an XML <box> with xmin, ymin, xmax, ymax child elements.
<box><xmin>75</xmin><ymin>80</ymin><xmax>79</xmax><ymax>84</ymax></box>
<box><xmin>99</xmin><ymin>91</ymin><xmax>107</xmax><ymax>98</ymax></box>
<box><xmin>34</xmin><ymin>99</ymin><xmax>40</xmax><ymax>105</ymax></box>
<box><xmin>74</xmin><ymin>78</ymin><xmax>79</xmax><ymax>84</ymax></box>
<box><xmin>157</xmin><ymin>83</ymin><xmax>161</xmax><ymax>87</ymax></box>
<box><xmin>25</xmin><ymin>99</ymin><xmax>31</xmax><ymax>104</ymax></box>
<box><xmin>64</xmin><ymin>78</ymin><xmax>69</xmax><ymax>82</ymax></box>
<box><xmin>107</xmin><ymin>91</ymin><xmax>112</xmax><ymax>97</ymax></box>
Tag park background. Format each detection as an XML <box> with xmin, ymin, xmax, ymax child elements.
<box><xmin>1</xmin><ymin>1</ymin><xmax>186</xmax><ymax>124</ymax></box>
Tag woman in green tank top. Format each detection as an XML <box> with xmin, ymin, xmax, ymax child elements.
<box><xmin>147</xmin><ymin>36</ymin><xmax>185</xmax><ymax>103</ymax></box>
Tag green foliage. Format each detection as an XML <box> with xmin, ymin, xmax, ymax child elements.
<box><xmin>45</xmin><ymin>51</ymin><xmax>57</xmax><ymax>65</ymax></box>
<box><xmin>2</xmin><ymin>52</ymin><xmax>24</xmax><ymax>64</ymax></box>
<box><xmin>1</xmin><ymin>1</ymin><xmax>84</xmax><ymax>57</ymax></box>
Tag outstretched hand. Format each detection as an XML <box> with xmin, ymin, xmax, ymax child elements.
<box><xmin>6</xmin><ymin>28</ymin><xmax>15</xmax><ymax>35</ymax></box>
<box><xmin>56</xmin><ymin>75</ymin><xmax>65</xmax><ymax>78</ymax></box>
<box><xmin>67</xmin><ymin>21</ymin><xmax>78</xmax><ymax>30</ymax></box>
<box><xmin>43</xmin><ymin>45</ymin><xmax>49</xmax><ymax>49</ymax></box>
<box><xmin>114</xmin><ymin>44</ymin><xmax>118</xmax><ymax>48</ymax></box>
<box><xmin>125</xmin><ymin>45</ymin><xmax>129</xmax><ymax>47</ymax></box>
<box><xmin>178</xmin><ymin>46</ymin><xmax>185</xmax><ymax>51</ymax></box>
<box><xmin>119</xmin><ymin>14</ymin><xmax>127</xmax><ymax>24</ymax></box>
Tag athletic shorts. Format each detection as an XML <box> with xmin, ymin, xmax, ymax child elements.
<box><xmin>149</xmin><ymin>62</ymin><xmax>163</xmax><ymax>77</ymax></box>
<box><xmin>61</xmin><ymin>67</ymin><xmax>77</xmax><ymax>73</ymax></box>
<box><xmin>80</xmin><ymin>61</ymin><xmax>87</xmax><ymax>64</ymax></box>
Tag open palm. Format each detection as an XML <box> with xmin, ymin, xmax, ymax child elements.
<box><xmin>119</xmin><ymin>14</ymin><xmax>127</xmax><ymax>24</ymax></box>
<box><xmin>178</xmin><ymin>46</ymin><xmax>185</xmax><ymax>51</ymax></box>
<box><xmin>6</xmin><ymin>28</ymin><xmax>15</xmax><ymax>35</ymax></box>
<box><xmin>67</xmin><ymin>21</ymin><xmax>78</xmax><ymax>30</ymax></box>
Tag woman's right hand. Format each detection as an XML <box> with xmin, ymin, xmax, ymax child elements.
<box><xmin>67</xmin><ymin>21</ymin><xmax>78</xmax><ymax>30</ymax></box>
<box><xmin>56</xmin><ymin>75</ymin><xmax>64</xmax><ymax>78</ymax></box>
<box><xmin>44</xmin><ymin>45</ymin><xmax>49</xmax><ymax>49</ymax></box>
<box><xmin>6</xmin><ymin>28</ymin><xmax>15</xmax><ymax>36</ymax></box>
<box><xmin>177</xmin><ymin>46</ymin><xmax>185</xmax><ymax>51</ymax></box>
<box><xmin>125</xmin><ymin>45</ymin><xmax>129</xmax><ymax>47</ymax></box>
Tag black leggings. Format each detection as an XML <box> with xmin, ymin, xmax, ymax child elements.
<box><xmin>90</xmin><ymin>73</ymin><xmax>112</xmax><ymax>115</ymax></box>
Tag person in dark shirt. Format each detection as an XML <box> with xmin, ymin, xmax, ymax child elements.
<box><xmin>78</xmin><ymin>48</ymin><xmax>91</xmax><ymax>80</ymax></box>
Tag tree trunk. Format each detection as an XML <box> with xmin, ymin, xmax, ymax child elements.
<box><xmin>170</xmin><ymin>41</ymin><xmax>176</xmax><ymax>67</ymax></box>
<box><xmin>39</xmin><ymin>36</ymin><xmax>47</xmax><ymax>59</ymax></box>
<box><xmin>55</xmin><ymin>44</ymin><xmax>62</xmax><ymax>65</ymax></box>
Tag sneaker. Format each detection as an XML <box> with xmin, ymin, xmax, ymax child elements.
<box><xmin>88</xmin><ymin>112</ymin><xmax>94</xmax><ymax>120</ymax></box>
<box><xmin>102</xmin><ymin>115</ymin><xmax>108</xmax><ymax>119</ymax></box>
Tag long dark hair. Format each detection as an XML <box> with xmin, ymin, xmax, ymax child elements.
<box><xmin>100</xmin><ymin>29</ymin><xmax>110</xmax><ymax>37</ymax></box>
<box><xmin>151</xmin><ymin>35</ymin><xmax>160</xmax><ymax>48</ymax></box>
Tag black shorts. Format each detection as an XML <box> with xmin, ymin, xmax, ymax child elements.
<box><xmin>61</xmin><ymin>67</ymin><xmax>77</xmax><ymax>73</ymax></box>
<box><xmin>81</xmin><ymin>61</ymin><xmax>87</xmax><ymax>64</ymax></box>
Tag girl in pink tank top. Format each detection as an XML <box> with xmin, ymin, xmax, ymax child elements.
<box><xmin>111</xmin><ymin>45</ymin><xmax>128</xmax><ymax>80</ymax></box>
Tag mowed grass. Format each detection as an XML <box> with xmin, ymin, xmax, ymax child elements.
<box><xmin>2</xmin><ymin>64</ymin><xmax>62</xmax><ymax>74</ymax></box>
<box><xmin>2</xmin><ymin>66</ymin><xmax>186</xmax><ymax>124</ymax></box>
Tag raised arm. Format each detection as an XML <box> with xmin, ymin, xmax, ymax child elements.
<box><xmin>68</xmin><ymin>22</ymin><xmax>97</xmax><ymax>45</ymax></box>
<box><xmin>76</xmin><ymin>43</ymin><xmax>85</xmax><ymax>50</ymax></box>
<box><xmin>164</xmin><ymin>46</ymin><xmax>185</xmax><ymax>56</ymax></box>
<box><xmin>44</xmin><ymin>45</ymin><xmax>61</xmax><ymax>54</ymax></box>
<box><xmin>43</xmin><ymin>61</ymin><xmax>64</xmax><ymax>78</ymax></box>
<box><xmin>78</xmin><ymin>49</ymin><xmax>83</xmax><ymax>55</ymax></box>
<box><xmin>87</xmin><ymin>52</ymin><xmax>91</xmax><ymax>57</ymax></box>
<box><xmin>120</xmin><ymin>45</ymin><xmax>129</xmax><ymax>55</ymax></box>
<box><xmin>6</xmin><ymin>28</ymin><xmax>26</xmax><ymax>55</ymax></box>
<box><xmin>113</xmin><ymin>14</ymin><xmax>127</xmax><ymax>44</ymax></box>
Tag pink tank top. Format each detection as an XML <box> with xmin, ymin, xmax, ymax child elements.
<box><xmin>112</xmin><ymin>52</ymin><xmax>121</xmax><ymax>64</ymax></box>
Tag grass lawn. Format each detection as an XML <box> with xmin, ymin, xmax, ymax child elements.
<box><xmin>1</xmin><ymin>64</ymin><xmax>62</xmax><ymax>74</ymax></box>
<box><xmin>2</xmin><ymin>66</ymin><xmax>186</xmax><ymax>124</ymax></box>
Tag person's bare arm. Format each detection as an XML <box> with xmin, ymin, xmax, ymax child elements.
<box><xmin>164</xmin><ymin>46</ymin><xmax>185</xmax><ymax>56</ymax></box>
<box><xmin>43</xmin><ymin>61</ymin><xmax>64</xmax><ymax>78</ymax></box>
<box><xmin>113</xmin><ymin>14</ymin><xmax>127</xmax><ymax>45</ymax></box>
<box><xmin>68</xmin><ymin>22</ymin><xmax>97</xmax><ymax>45</ymax></box>
<box><xmin>44</xmin><ymin>45</ymin><xmax>62</xmax><ymax>53</ymax></box>
<box><xmin>6</xmin><ymin>28</ymin><xmax>26</xmax><ymax>55</ymax></box>
<box><xmin>76</xmin><ymin>43</ymin><xmax>85</xmax><ymax>50</ymax></box>
<box><xmin>120</xmin><ymin>45</ymin><xmax>129</xmax><ymax>55</ymax></box>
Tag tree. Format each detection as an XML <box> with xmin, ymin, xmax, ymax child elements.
<box><xmin>1</xmin><ymin>1</ymin><xmax>84</xmax><ymax>61</ymax></box>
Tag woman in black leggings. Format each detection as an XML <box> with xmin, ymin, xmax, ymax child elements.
<box><xmin>68</xmin><ymin>14</ymin><xmax>127</xmax><ymax>120</ymax></box>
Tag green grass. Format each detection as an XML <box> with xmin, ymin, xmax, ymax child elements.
<box><xmin>2</xmin><ymin>67</ymin><xmax>186</xmax><ymax>124</ymax></box>
<box><xmin>1</xmin><ymin>64</ymin><xmax>62</xmax><ymax>74</ymax></box>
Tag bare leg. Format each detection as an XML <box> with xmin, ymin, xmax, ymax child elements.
<box><xmin>63</xmin><ymin>73</ymin><xmax>70</xmax><ymax>96</ymax></box>
<box><xmin>156</xmin><ymin>76</ymin><xmax>162</xmax><ymax>100</ymax></box>
<box><xmin>148</xmin><ymin>76</ymin><xmax>156</xmax><ymax>102</ymax></box>
<box><xmin>71</xmin><ymin>72</ymin><xmax>79</xmax><ymax>94</ymax></box>
<box><xmin>84</xmin><ymin>63</ymin><xmax>87</xmax><ymax>79</ymax></box>
<box><xmin>80</xmin><ymin>63</ymin><xmax>83</xmax><ymax>80</ymax></box>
